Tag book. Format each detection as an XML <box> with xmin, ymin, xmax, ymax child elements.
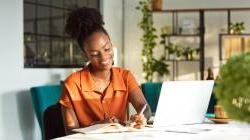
<box><xmin>72</xmin><ymin>123</ymin><xmax>156</xmax><ymax>134</ymax></box>
<box><xmin>72</xmin><ymin>123</ymin><xmax>130</xmax><ymax>134</ymax></box>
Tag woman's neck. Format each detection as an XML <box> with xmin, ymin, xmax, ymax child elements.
<box><xmin>89</xmin><ymin>65</ymin><xmax>111</xmax><ymax>81</ymax></box>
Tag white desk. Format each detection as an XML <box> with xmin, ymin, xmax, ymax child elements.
<box><xmin>54</xmin><ymin>122</ymin><xmax>250</xmax><ymax>140</ymax></box>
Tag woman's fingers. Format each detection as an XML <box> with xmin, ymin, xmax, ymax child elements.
<box><xmin>130</xmin><ymin>114</ymin><xmax>147</xmax><ymax>129</ymax></box>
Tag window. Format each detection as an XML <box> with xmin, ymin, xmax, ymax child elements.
<box><xmin>24</xmin><ymin>0</ymin><xmax>100</xmax><ymax>68</ymax></box>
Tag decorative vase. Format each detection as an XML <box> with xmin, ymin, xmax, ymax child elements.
<box><xmin>152</xmin><ymin>0</ymin><xmax>162</xmax><ymax>11</ymax></box>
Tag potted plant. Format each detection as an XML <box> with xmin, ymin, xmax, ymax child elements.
<box><xmin>136</xmin><ymin>0</ymin><xmax>169</xmax><ymax>82</ymax></box>
<box><xmin>152</xmin><ymin>0</ymin><xmax>163</xmax><ymax>11</ymax></box>
<box><xmin>229</xmin><ymin>22</ymin><xmax>245</xmax><ymax>34</ymax></box>
<box><xmin>215</xmin><ymin>52</ymin><xmax>250</xmax><ymax>124</ymax></box>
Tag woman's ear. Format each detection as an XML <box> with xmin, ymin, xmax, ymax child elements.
<box><xmin>112</xmin><ymin>46</ymin><xmax>116</xmax><ymax>66</ymax></box>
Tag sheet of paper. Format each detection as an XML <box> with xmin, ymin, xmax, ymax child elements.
<box><xmin>73</xmin><ymin>123</ymin><xmax>167</xmax><ymax>134</ymax></box>
<box><xmin>73</xmin><ymin>123</ymin><xmax>128</xmax><ymax>134</ymax></box>
<box><xmin>162</xmin><ymin>123</ymin><xmax>250</xmax><ymax>135</ymax></box>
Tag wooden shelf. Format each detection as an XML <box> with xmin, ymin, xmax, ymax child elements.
<box><xmin>219</xmin><ymin>33</ymin><xmax>250</xmax><ymax>36</ymax></box>
<box><xmin>153</xmin><ymin>7</ymin><xmax>250</xmax><ymax>13</ymax></box>
<box><xmin>162</xmin><ymin>34</ymin><xmax>200</xmax><ymax>37</ymax></box>
<box><xmin>165</xmin><ymin>59</ymin><xmax>201</xmax><ymax>62</ymax></box>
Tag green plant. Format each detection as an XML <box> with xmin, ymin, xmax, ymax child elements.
<box><xmin>136</xmin><ymin>0</ymin><xmax>169</xmax><ymax>82</ymax></box>
<box><xmin>160</xmin><ymin>28</ymin><xmax>200</xmax><ymax>60</ymax></box>
<box><xmin>229</xmin><ymin>22</ymin><xmax>245</xmax><ymax>34</ymax></box>
<box><xmin>215</xmin><ymin>52</ymin><xmax>250</xmax><ymax>124</ymax></box>
<box><xmin>183</xmin><ymin>47</ymin><xmax>200</xmax><ymax>60</ymax></box>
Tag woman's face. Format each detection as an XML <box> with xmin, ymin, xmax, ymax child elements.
<box><xmin>83</xmin><ymin>31</ymin><xmax>114</xmax><ymax>71</ymax></box>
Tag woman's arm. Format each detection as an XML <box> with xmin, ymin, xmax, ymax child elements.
<box><xmin>128</xmin><ymin>87</ymin><xmax>152</xmax><ymax>120</ymax></box>
<box><xmin>125</xmin><ymin>71</ymin><xmax>152</xmax><ymax>120</ymax></box>
<box><xmin>62</xmin><ymin>106</ymin><xmax>79</xmax><ymax>134</ymax></box>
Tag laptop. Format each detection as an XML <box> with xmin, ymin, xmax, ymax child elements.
<box><xmin>153</xmin><ymin>80</ymin><xmax>214</xmax><ymax>127</ymax></box>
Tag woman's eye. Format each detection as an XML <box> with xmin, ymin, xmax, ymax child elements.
<box><xmin>104</xmin><ymin>47</ymin><xmax>111</xmax><ymax>52</ymax></box>
<box><xmin>90</xmin><ymin>52</ymin><xmax>99</xmax><ymax>57</ymax></box>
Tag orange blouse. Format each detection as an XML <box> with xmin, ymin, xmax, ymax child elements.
<box><xmin>59</xmin><ymin>67</ymin><xmax>141</xmax><ymax>127</ymax></box>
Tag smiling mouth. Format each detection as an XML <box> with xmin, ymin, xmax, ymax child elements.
<box><xmin>101</xmin><ymin>59</ymin><xmax>110</xmax><ymax>65</ymax></box>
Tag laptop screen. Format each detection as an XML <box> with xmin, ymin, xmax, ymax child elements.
<box><xmin>153</xmin><ymin>80</ymin><xmax>214</xmax><ymax>127</ymax></box>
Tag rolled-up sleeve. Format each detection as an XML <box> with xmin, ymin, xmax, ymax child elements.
<box><xmin>59</xmin><ymin>74</ymin><xmax>83</xmax><ymax>108</ymax></box>
<box><xmin>59</xmin><ymin>84</ymin><xmax>73</xmax><ymax>109</ymax></box>
<box><xmin>126</xmin><ymin>71</ymin><xmax>141</xmax><ymax>94</ymax></box>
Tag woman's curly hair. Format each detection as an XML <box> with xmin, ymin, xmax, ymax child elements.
<box><xmin>65</xmin><ymin>7</ymin><xmax>108</xmax><ymax>48</ymax></box>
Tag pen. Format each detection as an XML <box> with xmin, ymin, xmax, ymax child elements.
<box><xmin>139</xmin><ymin>104</ymin><xmax>147</xmax><ymax>115</ymax></box>
<box><xmin>165</xmin><ymin>130</ymin><xmax>197</xmax><ymax>134</ymax></box>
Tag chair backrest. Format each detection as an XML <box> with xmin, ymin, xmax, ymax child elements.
<box><xmin>30</xmin><ymin>85</ymin><xmax>62</xmax><ymax>140</ymax></box>
<box><xmin>207</xmin><ymin>90</ymin><xmax>217</xmax><ymax>114</ymax></box>
<box><xmin>43</xmin><ymin>103</ymin><xmax>66</xmax><ymax>140</ymax></box>
<box><xmin>141</xmin><ymin>82</ymin><xmax>162</xmax><ymax>113</ymax></box>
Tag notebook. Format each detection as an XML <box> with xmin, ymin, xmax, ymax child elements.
<box><xmin>73</xmin><ymin>123</ymin><xmax>129</xmax><ymax>134</ymax></box>
<box><xmin>153</xmin><ymin>80</ymin><xmax>214</xmax><ymax>127</ymax></box>
<box><xmin>72</xmin><ymin>123</ymin><xmax>157</xmax><ymax>134</ymax></box>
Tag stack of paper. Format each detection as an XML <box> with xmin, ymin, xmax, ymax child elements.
<box><xmin>72</xmin><ymin>123</ymin><xmax>164</xmax><ymax>134</ymax></box>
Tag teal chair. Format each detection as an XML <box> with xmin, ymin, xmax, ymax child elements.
<box><xmin>206</xmin><ymin>83</ymin><xmax>217</xmax><ymax>117</ymax></box>
<box><xmin>141</xmin><ymin>82</ymin><xmax>163</xmax><ymax>114</ymax></box>
<box><xmin>30</xmin><ymin>85</ymin><xmax>62</xmax><ymax>140</ymax></box>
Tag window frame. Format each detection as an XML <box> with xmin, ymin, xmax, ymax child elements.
<box><xmin>24</xmin><ymin>0</ymin><xmax>100</xmax><ymax>68</ymax></box>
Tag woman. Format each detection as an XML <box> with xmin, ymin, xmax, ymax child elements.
<box><xmin>59</xmin><ymin>7</ymin><xmax>151</xmax><ymax>132</ymax></box>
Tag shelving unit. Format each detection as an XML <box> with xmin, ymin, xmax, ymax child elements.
<box><xmin>153</xmin><ymin>9</ymin><xmax>205</xmax><ymax>80</ymax></box>
<box><xmin>217</xmin><ymin>8</ymin><xmax>250</xmax><ymax>66</ymax></box>
<box><xmin>153</xmin><ymin>8</ymin><xmax>250</xmax><ymax>80</ymax></box>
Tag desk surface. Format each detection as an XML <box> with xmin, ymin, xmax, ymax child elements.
<box><xmin>54</xmin><ymin>122</ymin><xmax>250</xmax><ymax>140</ymax></box>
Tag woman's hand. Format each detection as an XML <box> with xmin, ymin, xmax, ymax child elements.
<box><xmin>129</xmin><ymin>114</ymin><xmax>147</xmax><ymax>129</ymax></box>
<box><xmin>91</xmin><ymin>116</ymin><xmax>121</xmax><ymax>125</ymax></box>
